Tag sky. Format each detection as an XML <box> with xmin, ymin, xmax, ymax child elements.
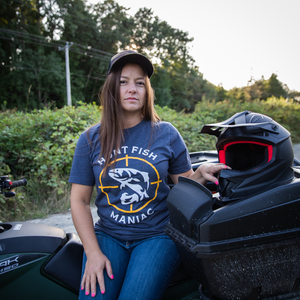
<box><xmin>89</xmin><ymin>0</ymin><xmax>300</xmax><ymax>91</ymax></box>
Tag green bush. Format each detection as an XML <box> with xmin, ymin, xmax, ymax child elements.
<box><xmin>0</xmin><ymin>102</ymin><xmax>100</xmax><ymax>221</ymax></box>
<box><xmin>1</xmin><ymin>98</ymin><xmax>300</xmax><ymax>221</ymax></box>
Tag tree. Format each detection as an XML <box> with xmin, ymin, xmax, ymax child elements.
<box><xmin>263</xmin><ymin>73</ymin><xmax>287</xmax><ymax>99</ymax></box>
<box><xmin>0</xmin><ymin>0</ymin><xmax>219</xmax><ymax>111</ymax></box>
<box><xmin>1</xmin><ymin>47</ymin><xmax>65</xmax><ymax>110</ymax></box>
<box><xmin>0</xmin><ymin>0</ymin><xmax>68</xmax><ymax>109</ymax></box>
<box><xmin>131</xmin><ymin>8</ymin><xmax>194</xmax><ymax>63</ymax></box>
<box><xmin>244</xmin><ymin>78</ymin><xmax>264</xmax><ymax>100</ymax></box>
<box><xmin>228</xmin><ymin>73</ymin><xmax>292</xmax><ymax>102</ymax></box>
<box><xmin>128</xmin><ymin>7</ymin><xmax>214</xmax><ymax>111</ymax></box>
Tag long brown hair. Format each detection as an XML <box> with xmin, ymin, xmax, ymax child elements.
<box><xmin>99</xmin><ymin>63</ymin><xmax>160</xmax><ymax>172</ymax></box>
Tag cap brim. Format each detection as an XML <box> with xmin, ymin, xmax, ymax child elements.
<box><xmin>107</xmin><ymin>51</ymin><xmax>154</xmax><ymax>78</ymax></box>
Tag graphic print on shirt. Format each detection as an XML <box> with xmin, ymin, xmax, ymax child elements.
<box><xmin>108</xmin><ymin>168</ymin><xmax>150</xmax><ymax>205</ymax></box>
<box><xmin>99</xmin><ymin>155</ymin><xmax>162</xmax><ymax>214</ymax></box>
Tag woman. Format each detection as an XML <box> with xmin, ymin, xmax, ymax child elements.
<box><xmin>69</xmin><ymin>50</ymin><xmax>228</xmax><ymax>300</ymax></box>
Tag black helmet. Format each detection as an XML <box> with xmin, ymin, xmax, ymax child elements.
<box><xmin>200</xmin><ymin>111</ymin><xmax>294</xmax><ymax>202</ymax></box>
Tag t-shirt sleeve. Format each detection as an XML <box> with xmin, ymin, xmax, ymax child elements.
<box><xmin>167</xmin><ymin>123</ymin><xmax>192</xmax><ymax>174</ymax></box>
<box><xmin>69</xmin><ymin>132</ymin><xmax>95</xmax><ymax>186</ymax></box>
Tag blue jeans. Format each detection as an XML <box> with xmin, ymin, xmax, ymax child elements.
<box><xmin>79</xmin><ymin>231</ymin><xmax>181</xmax><ymax>300</ymax></box>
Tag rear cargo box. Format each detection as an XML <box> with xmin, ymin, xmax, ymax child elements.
<box><xmin>166</xmin><ymin>176</ymin><xmax>300</xmax><ymax>300</ymax></box>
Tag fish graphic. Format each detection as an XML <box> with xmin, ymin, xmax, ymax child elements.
<box><xmin>108</xmin><ymin>168</ymin><xmax>150</xmax><ymax>205</ymax></box>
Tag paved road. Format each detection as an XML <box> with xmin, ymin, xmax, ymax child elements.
<box><xmin>28</xmin><ymin>144</ymin><xmax>300</xmax><ymax>235</ymax></box>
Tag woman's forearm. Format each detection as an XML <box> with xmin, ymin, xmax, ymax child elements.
<box><xmin>70</xmin><ymin>184</ymin><xmax>102</xmax><ymax>257</ymax></box>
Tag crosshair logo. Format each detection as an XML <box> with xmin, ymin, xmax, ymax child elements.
<box><xmin>99</xmin><ymin>155</ymin><xmax>162</xmax><ymax>213</ymax></box>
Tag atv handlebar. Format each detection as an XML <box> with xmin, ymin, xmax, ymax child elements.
<box><xmin>0</xmin><ymin>175</ymin><xmax>27</xmax><ymax>198</ymax></box>
<box><xmin>9</xmin><ymin>178</ymin><xmax>27</xmax><ymax>189</ymax></box>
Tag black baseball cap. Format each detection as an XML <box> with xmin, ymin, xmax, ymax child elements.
<box><xmin>107</xmin><ymin>50</ymin><xmax>154</xmax><ymax>78</ymax></box>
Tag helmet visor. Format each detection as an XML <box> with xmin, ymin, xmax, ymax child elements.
<box><xmin>219</xmin><ymin>141</ymin><xmax>273</xmax><ymax>171</ymax></box>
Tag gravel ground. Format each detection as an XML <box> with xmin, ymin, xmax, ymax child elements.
<box><xmin>28</xmin><ymin>205</ymin><xmax>98</xmax><ymax>235</ymax></box>
<box><xmin>27</xmin><ymin>145</ymin><xmax>300</xmax><ymax>235</ymax></box>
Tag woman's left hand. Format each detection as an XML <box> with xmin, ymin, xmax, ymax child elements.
<box><xmin>170</xmin><ymin>163</ymin><xmax>231</xmax><ymax>186</ymax></box>
<box><xmin>197</xmin><ymin>163</ymin><xmax>230</xmax><ymax>185</ymax></box>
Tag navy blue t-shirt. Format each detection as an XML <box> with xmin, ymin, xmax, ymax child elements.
<box><xmin>69</xmin><ymin>119</ymin><xmax>191</xmax><ymax>240</ymax></box>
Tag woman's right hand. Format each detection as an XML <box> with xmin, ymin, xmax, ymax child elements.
<box><xmin>70</xmin><ymin>184</ymin><xmax>114</xmax><ymax>297</ymax></box>
<box><xmin>81</xmin><ymin>251</ymin><xmax>114</xmax><ymax>297</ymax></box>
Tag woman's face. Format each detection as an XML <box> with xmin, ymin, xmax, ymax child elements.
<box><xmin>119</xmin><ymin>63</ymin><xmax>146</xmax><ymax>117</ymax></box>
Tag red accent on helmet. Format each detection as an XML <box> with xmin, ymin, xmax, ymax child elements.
<box><xmin>219</xmin><ymin>141</ymin><xmax>273</xmax><ymax>165</ymax></box>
